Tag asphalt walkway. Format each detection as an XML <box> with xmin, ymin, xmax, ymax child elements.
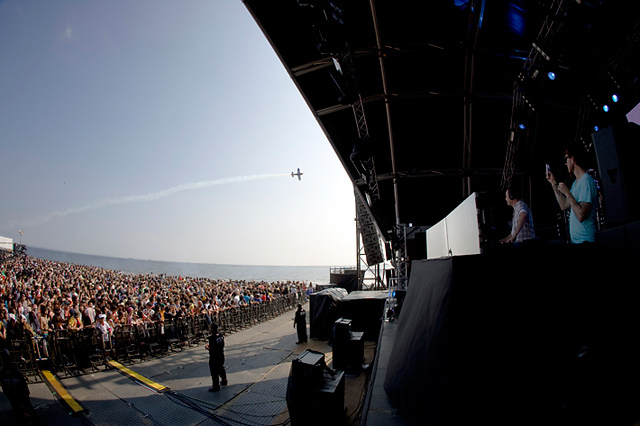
<box><xmin>0</xmin><ymin>302</ymin><xmax>375</xmax><ymax>426</ymax></box>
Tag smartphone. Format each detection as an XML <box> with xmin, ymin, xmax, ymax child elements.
<box><xmin>545</xmin><ymin>164</ymin><xmax>550</xmax><ymax>174</ymax></box>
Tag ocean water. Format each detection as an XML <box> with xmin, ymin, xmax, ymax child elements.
<box><xmin>26</xmin><ymin>247</ymin><xmax>333</xmax><ymax>284</ymax></box>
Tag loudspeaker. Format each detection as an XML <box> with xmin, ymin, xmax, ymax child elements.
<box><xmin>592</xmin><ymin>125</ymin><xmax>628</xmax><ymax>224</ymax></box>
<box><xmin>356</xmin><ymin>196</ymin><xmax>385</xmax><ymax>264</ymax></box>
<box><xmin>291</xmin><ymin>349</ymin><xmax>325</xmax><ymax>389</ymax></box>
<box><xmin>334</xmin><ymin>318</ymin><xmax>352</xmax><ymax>341</ymax></box>
<box><xmin>333</xmin><ymin>318</ymin><xmax>364</xmax><ymax>374</ymax></box>
<box><xmin>287</xmin><ymin>350</ymin><xmax>346</xmax><ymax>425</ymax></box>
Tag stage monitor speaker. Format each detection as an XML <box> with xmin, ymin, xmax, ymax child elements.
<box><xmin>291</xmin><ymin>349</ymin><xmax>325</xmax><ymax>389</ymax></box>
<box><xmin>287</xmin><ymin>350</ymin><xmax>346</xmax><ymax>425</ymax></box>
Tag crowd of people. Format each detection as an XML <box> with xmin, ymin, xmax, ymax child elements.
<box><xmin>0</xmin><ymin>254</ymin><xmax>312</xmax><ymax>352</ymax></box>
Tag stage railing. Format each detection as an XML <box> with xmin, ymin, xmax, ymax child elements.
<box><xmin>0</xmin><ymin>292</ymin><xmax>306</xmax><ymax>379</ymax></box>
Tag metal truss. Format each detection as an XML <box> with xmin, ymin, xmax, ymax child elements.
<box><xmin>394</xmin><ymin>224</ymin><xmax>408</xmax><ymax>290</ymax></box>
<box><xmin>502</xmin><ymin>0</ymin><xmax>572</xmax><ymax>188</ymax></box>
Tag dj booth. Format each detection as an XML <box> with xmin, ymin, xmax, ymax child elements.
<box><xmin>383</xmin><ymin>243</ymin><xmax>640</xmax><ymax>425</ymax></box>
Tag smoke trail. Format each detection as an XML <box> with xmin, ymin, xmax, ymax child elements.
<box><xmin>18</xmin><ymin>174</ymin><xmax>289</xmax><ymax>227</ymax></box>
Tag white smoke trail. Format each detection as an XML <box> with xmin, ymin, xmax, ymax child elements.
<box><xmin>16</xmin><ymin>174</ymin><xmax>289</xmax><ymax>227</ymax></box>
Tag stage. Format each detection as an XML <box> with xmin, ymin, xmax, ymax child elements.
<box><xmin>364</xmin><ymin>242</ymin><xmax>640</xmax><ymax>425</ymax></box>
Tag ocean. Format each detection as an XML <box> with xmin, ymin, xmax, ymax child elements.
<box><xmin>26</xmin><ymin>247</ymin><xmax>334</xmax><ymax>285</ymax></box>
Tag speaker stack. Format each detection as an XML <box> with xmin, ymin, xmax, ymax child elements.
<box><xmin>591</xmin><ymin>123</ymin><xmax>640</xmax><ymax>250</ymax></box>
<box><xmin>286</xmin><ymin>349</ymin><xmax>346</xmax><ymax>425</ymax></box>
<box><xmin>356</xmin><ymin>195</ymin><xmax>385</xmax><ymax>265</ymax></box>
<box><xmin>332</xmin><ymin>318</ymin><xmax>364</xmax><ymax>375</ymax></box>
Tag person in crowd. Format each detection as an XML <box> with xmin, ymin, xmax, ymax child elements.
<box><xmin>95</xmin><ymin>314</ymin><xmax>113</xmax><ymax>348</ymax></box>
<box><xmin>38</xmin><ymin>306</ymin><xmax>50</xmax><ymax>337</ymax></box>
<box><xmin>49</xmin><ymin>308</ymin><xmax>65</xmax><ymax>331</ymax></box>
<box><xmin>205</xmin><ymin>323</ymin><xmax>227</xmax><ymax>392</ymax></box>
<box><xmin>546</xmin><ymin>143</ymin><xmax>598</xmax><ymax>243</ymax></box>
<box><xmin>499</xmin><ymin>187</ymin><xmax>536</xmax><ymax>243</ymax></box>
<box><xmin>293</xmin><ymin>304</ymin><xmax>307</xmax><ymax>344</ymax></box>
<box><xmin>0</xmin><ymin>310</ymin><xmax>7</xmax><ymax>350</ymax></box>
<box><xmin>84</xmin><ymin>302</ymin><xmax>96</xmax><ymax>327</ymax></box>
<box><xmin>67</xmin><ymin>309</ymin><xmax>82</xmax><ymax>332</ymax></box>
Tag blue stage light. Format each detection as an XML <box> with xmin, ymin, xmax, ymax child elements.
<box><xmin>603</xmin><ymin>104</ymin><xmax>610</xmax><ymax>112</ymax></box>
<box><xmin>612</xmin><ymin>94</ymin><xmax>619</xmax><ymax>103</ymax></box>
<box><xmin>594</xmin><ymin>126</ymin><xmax>600</xmax><ymax>132</ymax></box>
<box><xmin>518</xmin><ymin>123</ymin><xmax>526</xmax><ymax>130</ymax></box>
<box><xmin>547</xmin><ymin>71</ymin><xmax>556</xmax><ymax>80</ymax></box>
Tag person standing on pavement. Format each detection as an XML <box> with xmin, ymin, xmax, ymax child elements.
<box><xmin>0</xmin><ymin>348</ymin><xmax>39</xmax><ymax>425</ymax></box>
<box><xmin>205</xmin><ymin>323</ymin><xmax>227</xmax><ymax>392</ymax></box>
<box><xmin>293</xmin><ymin>304</ymin><xmax>307</xmax><ymax>344</ymax></box>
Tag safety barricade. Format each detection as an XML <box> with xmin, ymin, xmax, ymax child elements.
<box><xmin>1</xmin><ymin>292</ymin><xmax>307</xmax><ymax>376</ymax></box>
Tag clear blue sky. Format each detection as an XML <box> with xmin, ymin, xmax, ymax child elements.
<box><xmin>0</xmin><ymin>0</ymin><xmax>356</xmax><ymax>266</ymax></box>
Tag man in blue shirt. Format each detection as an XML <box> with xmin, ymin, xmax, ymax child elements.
<box><xmin>546</xmin><ymin>144</ymin><xmax>598</xmax><ymax>243</ymax></box>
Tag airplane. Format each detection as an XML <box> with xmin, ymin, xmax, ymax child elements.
<box><xmin>291</xmin><ymin>168</ymin><xmax>303</xmax><ymax>180</ymax></box>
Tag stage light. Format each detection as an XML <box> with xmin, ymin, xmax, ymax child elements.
<box><xmin>518</xmin><ymin>123</ymin><xmax>526</xmax><ymax>130</ymax></box>
<box><xmin>594</xmin><ymin>126</ymin><xmax>600</xmax><ymax>132</ymax></box>
<box><xmin>611</xmin><ymin>94</ymin><xmax>619</xmax><ymax>103</ymax></box>
<box><xmin>547</xmin><ymin>71</ymin><xmax>556</xmax><ymax>80</ymax></box>
<box><xmin>603</xmin><ymin>104</ymin><xmax>610</xmax><ymax>112</ymax></box>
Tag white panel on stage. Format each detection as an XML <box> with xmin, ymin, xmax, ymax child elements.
<box><xmin>426</xmin><ymin>218</ymin><xmax>448</xmax><ymax>259</ymax></box>
<box><xmin>426</xmin><ymin>193</ymin><xmax>481</xmax><ymax>259</ymax></box>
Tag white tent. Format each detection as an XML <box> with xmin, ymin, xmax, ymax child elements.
<box><xmin>0</xmin><ymin>236</ymin><xmax>13</xmax><ymax>252</ymax></box>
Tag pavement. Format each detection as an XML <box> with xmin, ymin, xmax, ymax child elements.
<box><xmin>0</xmin><ymin>302</ymin><xmax>378</xmax><ymax>426</ymax></box>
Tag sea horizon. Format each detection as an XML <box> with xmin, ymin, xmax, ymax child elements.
<box><xmin>26</xmin><ymin>246</ymin><xmax>345</xmax><ymax>285</ymax></box>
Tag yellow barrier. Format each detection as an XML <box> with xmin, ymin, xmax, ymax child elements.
<box><xmin>107</xmin><ymin>360</ymin><xmax>169</xmax><ymax>392</ymax></box>
<box><xmin>41</xmin><ymin>370</ymin><xmax>84</xmax><ymax>414</ymax></box>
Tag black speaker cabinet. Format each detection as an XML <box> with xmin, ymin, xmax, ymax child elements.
<box><xmin>316</xmin><ymin>370</ymin><xmax>345</xmax><ymax>419</ymax></box>
<box><xmin>291</xmin><ymin>349</ymin><xmax>325</xmax><ymax>389</ymax></box>
<box><xmin>333</xmin><ymin>331</ymin><xmax>364</xmax><ymax>374</ymax></box>
<box><xmin>334</xmin><ymin>318</ymin><xmax>352</xmax><ymax>341</ymax></box>
<box><xmin>592</xmin><ymin>125</ymin><xmax>628</xmax><ymax>224</ymax></box>
<box><xmin>287</xmin><ymin>350</ymin><xmax>346</xmax><ymax>425</ymax></box>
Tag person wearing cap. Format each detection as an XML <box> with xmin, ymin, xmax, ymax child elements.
<box><xmin>205</xmin><ymin>323</ymin><xmax>227</xmax><ymax>392</ymax></box>
<box><xmin>6</xmin><ymin>313</ymin><xmax>22</xmax><ymax>341</ymax></box>
<box><xmin>95</xmin><ymin>313</ymin><xmax>113</xmax><ymax>347</ymax></box>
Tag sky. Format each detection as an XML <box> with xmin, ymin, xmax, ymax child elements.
<box><xmin>0</xmin><ymin>0</ymin><xmax>357</xmax><ymax>266</ymax></box>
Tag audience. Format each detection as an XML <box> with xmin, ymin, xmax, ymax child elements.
<box><xmin>0</xmin><ymin>253</ymin><xmax>309</xmax><ymax>349</ymax></box>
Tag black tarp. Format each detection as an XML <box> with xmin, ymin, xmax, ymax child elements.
<box><xmin>309</xmin><ymin>288</ymin><xmax>348</xmax><ymax>340</ymax></box>
<box><xmin>336</xmin><ymin>290</ymin><xmax>387</xmax><ymax>340</ymax></box>
<box><xmin>383</xmin><ymin>243</ymin><xmax>640</xmax><ymax>425</ymax></box>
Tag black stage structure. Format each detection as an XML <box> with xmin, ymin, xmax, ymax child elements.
<box><xmin>244</xmin><ymin>1</ymin><xmax>640</xmax><ymax>425</ymax></box>
<box><xmin>244</xmin><ymin>0</ymin><xmax>640</xmax><ymax>271</ymax></box>
<box><xmin>383</xmin><ymin>244</ymin><xmax>640</xmax><ymax>425</ymax></box>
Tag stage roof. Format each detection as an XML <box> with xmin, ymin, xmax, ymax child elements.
<box><xmin>244</xmin><ymin>1</ymin><xmax>640</xmax><ymax>244</ymax></box>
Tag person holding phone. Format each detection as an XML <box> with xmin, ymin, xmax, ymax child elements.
<box><xmin>546</xmin><ymin>144</ymin><xmax>598</xmax><ymax>244</ymax></box>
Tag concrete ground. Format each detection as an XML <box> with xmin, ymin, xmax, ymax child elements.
<box><xmin>0</xmin><ymin>302</ymin><xmax>377</xmax><ymax>426</ymax></box>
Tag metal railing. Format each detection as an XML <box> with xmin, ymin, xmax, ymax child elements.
<box><xmin>0</xmin><ymin>292</ymin><xmax>306</xmax><ymax>379</ymax></box>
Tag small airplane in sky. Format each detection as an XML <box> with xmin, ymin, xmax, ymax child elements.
<box><xmin>291</xmin><ymin>168</ymin><xmax>303</xmax><ymax>180</ymax></box>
